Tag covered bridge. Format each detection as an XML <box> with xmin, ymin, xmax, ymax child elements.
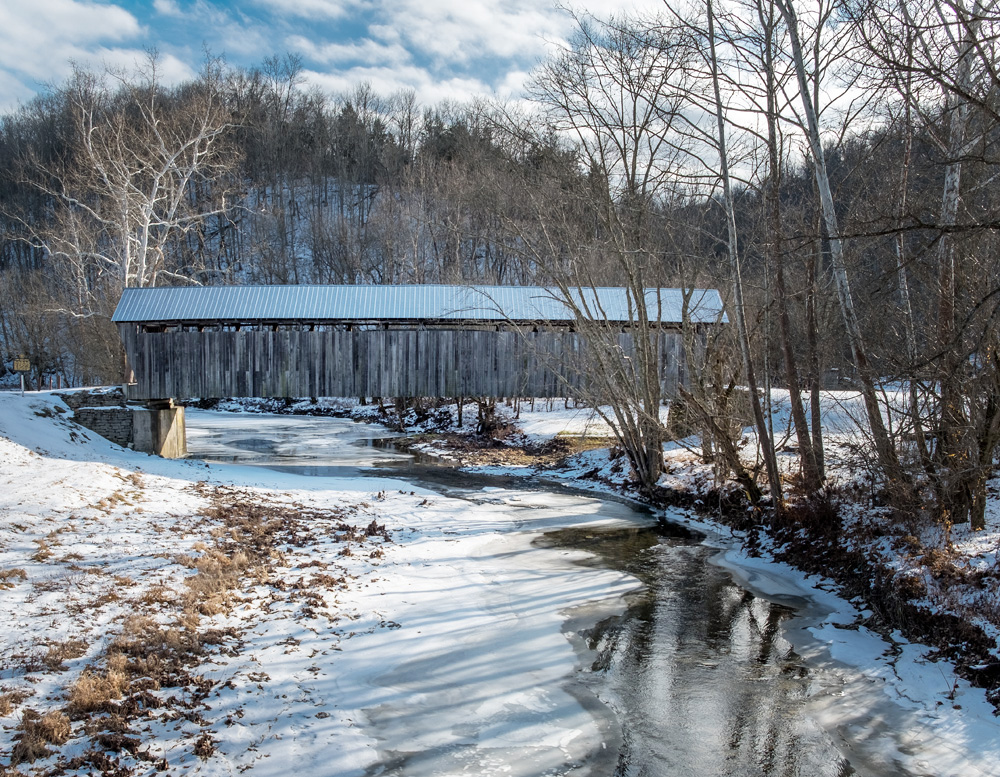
<box><xmin>112</xmin><ymin>284</ymin><xmax>725</xmax><ymax>401</ymax></box>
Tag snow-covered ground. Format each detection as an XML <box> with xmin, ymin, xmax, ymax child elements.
<box><xmin>2</xmin><ymin>390</ymin><xmax>1000</xmax><ymax>776</ymax></box>
<box><xmin>0</xmin><ymin>393</ymin><xmax>636</xmax><ymax>775</ymax></box>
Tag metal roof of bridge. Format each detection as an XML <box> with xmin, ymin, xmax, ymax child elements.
<box><xmin>112</xmin><ymin>284</ymin><xmax>726</xmax><ymax>325</ymax></box>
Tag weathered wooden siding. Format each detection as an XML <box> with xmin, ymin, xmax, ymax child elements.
<box><xmin>119</xmin><ymin>326</ymin><xmax>691</xmax><ymax>400</ymax></box>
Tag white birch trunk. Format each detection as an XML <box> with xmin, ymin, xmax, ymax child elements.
<box><xmin>776</xmin><ymin>0</ymin><xmax>903</xmax><ymax>483</ymax></box>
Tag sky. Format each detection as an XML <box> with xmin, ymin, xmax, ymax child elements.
<box><xmin>0</xmin><ymin>0</ymin><xmax>661</xmax><ymax>113</ymax></box>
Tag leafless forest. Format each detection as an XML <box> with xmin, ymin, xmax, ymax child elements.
<box><xmin>2</xmin><ymin>0</ymin><xmax>998</xmax><ymax>524</ymax></box>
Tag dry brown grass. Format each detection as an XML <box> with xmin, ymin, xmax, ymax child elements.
<box><xmin>67</xmin><ymin>659</ymin><xmax>130</xmax><ymax>715</ymax></box>
<box><xmin>10</xmin><ymin>709</ymin><xmax>72</xmax><ymax>764</ymax></box>
<box><xmin>0</xmin><ymin>689</ymin><xmax>32</xmax><ymax>717</ymax></box>
<box><xmin>181</xmin><ymin>549</ymin><xmax>252</xmax><ymax>616</ymax></box>
<box><xmin>36</xmin><ymin>612</ymin><xmax>212</xmax><ymax>769</ymax></box>
<box><xmin>405</xmin><ymin>430</ymin><xmax>610</xmax><ymax>468</ymax></box>
<box><xmin>94</xmin><ymin>731</ymin><xmax>142</xmax><ymax>755</ymax></box>
<box><xmin>193</xmin><ymin>732</ymin><xmax>216</xmax><ymax>759</ymax></box>
<box><xmin>30</xmin><ymin>540</ymin><xmax>53</xmax><ymax>562</ymax></box>
<box><xmin>311</xmin><ymin>573</ymin><xmax>349</xmax><ymax>590</ymax></box>
<box><xmin>93</xmin><ymin>489</ymin><xmax>131</xmax><ymax>512</ymax></box>
<box><xmin>42</xmin><ymin>639</ymin><xmax>87</xmax><ymax>671</ymax></box>
<box><xmin>0</xmin><ymin>568</ymin><xmax>27</xmax><ymax>589</ymax></box>
<box><xmin>112</xmin><ymin>615</ymin><xmax>201</xmax><ymax>664</ymax></box>
<box><xmin>14</xmin><ymin>646</ymin><xmax>51</xmax><ymax>674</ymax></box>
<box><xmin>64</xmin><ymin>587</ymin><xmax>122</xmax><ymax>616</ymax></box>
<box><xmin>30</xmin><ymin>577</ymin><xmax>64</xmax><ymax>593</ymax></box>
<box><xmin>119</xmin><ymin>471</ymin><xmax>144</xmax><ymax>490</ymax></box>
<box><xmin>138</xmin><ymin>584</ymin><xmax>175</xmax><ymax>607</ymax></box>
<box><xmin>96</xmin><ymin>614</ymin><xmax>221</xmax><ymax>702</ymax></box>
<box><xmin>1</xmin><ymin>483</ymin><xmax>391</xmax><ymax>770</ymax></box>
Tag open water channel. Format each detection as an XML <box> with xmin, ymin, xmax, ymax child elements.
<box><xmin>185</xmin><ymin>410</ymin><xmax>996</xmax><ymax>777</ymax></box>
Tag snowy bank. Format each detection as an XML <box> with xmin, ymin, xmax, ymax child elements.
<box><xmin>0</xmin><ymin>392</ymin><xmax>638</xmax><ymax>775</ymax></box>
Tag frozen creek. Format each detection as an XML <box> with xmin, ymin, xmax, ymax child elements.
<box><xmin>185</xmin><ymin>410</ymin><xmax>1000</xmax><ymax>777</ymax></box>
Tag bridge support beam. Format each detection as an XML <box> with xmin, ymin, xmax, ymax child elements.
<box><xmin>133</xmin><ymin>399</ymin><xmax>187</xmax><ymax>458</ymax></box>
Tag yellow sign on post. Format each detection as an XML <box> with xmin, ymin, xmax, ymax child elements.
<box><xmin>12</xmin><ymin>354</ymin><xmax>30</xmax><ymax>396</ymax></box>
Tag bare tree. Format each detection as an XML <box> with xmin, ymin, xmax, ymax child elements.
<box><xmin>511</xmin><ymin>12</ymin><xmax>701</xmax><ymax>492</ymax></box>
<box><xmin>1</xmin><ymin>56</ymin><xmax>241</xmax><ymax>383</ymax></box>
<box><xmin>850</xmin><ymin>0</ymin><xmax>1000</xmax><ymax>527</ymax></box>
<box><xmin>27</xmin><ymin>57</ymin><xmax>238</xmax><ymax>301</ymax></box>
<box><xmin>774</xmin><ymin>0</ymin><xmax>907</xmax><ymax>491</ymax></box>
<box><xmin>754</xmin><ymin>0</ymin><xmax>825</xmax><ymax>491</ymax></box>
<box><xmin>703</xmin><ymin>0</ymin><xmax>785</xmax><ymax>504</ymax></box>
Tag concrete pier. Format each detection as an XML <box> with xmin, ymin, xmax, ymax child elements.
<box><xmin>59</xmin><ymin>390</ymin><xmax>187</xmax><ymax>459</ymax></box>
<box><xmin>132</xmin><ymin>400</ymin><xmax>187</xmax><ymax>458</ymax></box>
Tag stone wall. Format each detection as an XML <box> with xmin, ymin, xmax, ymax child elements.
<box><xmin>56</xmin><ymin>389</ymin><xmax>186</xmax><ymax>458</ymax></box>
<box><xmin>72</xmin><ymin>407</ymin><xmax>134</xmax><ymax>448</ymax></box>
<box><xmin>59</xmin><ymin>388</ymin><xmax>128</xmax><ymax>411</ymax></box>
<box><xmin>57</xmin><ymin>389</ymin><xmax>133</xmax><ymax>449</ymax></box>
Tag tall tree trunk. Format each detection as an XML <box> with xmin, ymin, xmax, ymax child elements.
<box><xmin>759</xmin><ymin>0</ymin><xmax>821</xmax><ymax>492</ymax></box>
<box><xmin>708</xmin><ymin>0</ymin><xmax>782</xmax><ymax>506</ymax></box>
<box><xmin>893</xmin><ymin>59</ymin><xmax>930</xmax><ymax>472</ymax></box>
<box><xmin>806</xmin><ymin>225</ymin><xmax>826</xmax><ymax>481</ymax></box>
<box><xmin>934</xmin><ymin>17</ymin><xmax>976</xmax><ymax>525</ymax></box>
<box><xmin>777</xmin><ymin>0</ymin><xmax>903</xmax><ymax>490</ymax></box>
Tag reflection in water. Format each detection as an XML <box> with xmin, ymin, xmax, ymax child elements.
<box><xmin>540</xmin><ymin>526</ymin><xmax>856</xmax><ymax>777</ymax></box>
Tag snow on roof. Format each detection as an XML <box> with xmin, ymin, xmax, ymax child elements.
<box><xmin>111</xmin><ymin>284</ymin><xmax>727</xmax><ymax>325</ymax></box>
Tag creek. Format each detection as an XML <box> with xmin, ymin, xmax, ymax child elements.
<box><xmin>185</xmin><ymin>410</ymin><xmax>990</xmax><ymax>777</ymax></box>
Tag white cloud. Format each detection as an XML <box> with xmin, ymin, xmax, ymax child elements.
<box><xmin>0</xmin><ymin>0</ymin><xmax>672</xmax><ymax>113</ymax></box>
<box><xmin>0</xmin><ymin>0</ymin><xmax>139</xmax><ymax>79</ymax></box>
<box><xmin>364</xmin><ymin>0</ymin><xmax>660</xmax><ymax>66</ymax></box>
<box><xmin>275</xmin><ymin>0</ymin><xmax>663</xmax><ymax>75</ymax></box>
<box><xmin>287</xmin><ymin>35</ymin><xmax>411</xmax><ymax>68</ymax></box>
<box><xmin>302</xmin><ymin>66</ymin><xmax>491</xmax><ymax>107</ymax></box>
<box><xmin>153</xmin><ymin>0</ymin><xmax>182</xmax><ymax>17</ymax></box>
<box><xmin>382</xmin><ymin>0</ymin><xmax>567</xmax><ymax>64</ymax></box>
<box><xmin>368</xmin><ymin>24</ymin><xmax>403</xmax><ymax>46</ymax></box>
<box><xmin>284</xmin><ymin>0</ymin><xmax>580</xmax><ymax>101</ymax></box>
<box><xmin>250</xmin><ymin>0</ymin><xmax>358</xmax><ymax>20</ymax></box>
<box><xmin>0</xmin><ymin>0</ymin><xmax>143</xmax><ymax>108</ymax></box>
<box><xmin>497</xmin><ymin>69</ymin><xmax>531</xmax><ymax>99</ymax></box>
<box><xmin>151</xmin><ymin>1</ymin><xmax>272</xmax><ymax>60</ymax></box>
<box><xmin>0</xmin><ymin>70</ymin><xmax>33</xmax><ymax>110</ymax></box>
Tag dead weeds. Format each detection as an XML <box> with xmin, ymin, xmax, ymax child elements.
<box><xmin>67</xmin><ymin>658</ymin><xmax>131</xmax><ymax>715</ymax></box>
<box><xmin>10</xmin><ymin>709</ymin><xmax>71</xmax><ymax>764</ymax></box>
<box><xmin>0</xmin><ymin>689</ymin><xmax>33</xmax><ymax>717</ymax></box>
<box><xmin>0</xmin><ymin>568</ymin><xmax>27</xmax><ymax>589</ymax></box>
<box><xmin>0</xmin><ymin>482</ymin><xmax>393</xmax><ymax>773</ymax></box>
<box><xmin>193</xmin><ymin>732</ymin><xmax>216</xmax><ymax>759</ymax></box>
<box><xmin>398</xmin><ymin>431</ymin><xmax>610</xmax><ymax>469</ymax></box>
<box><xmin>30</xmin><ymin>540</ymin><xmax>54</xmax><ymax>563</ymax></box>
<box><xmin>42</xmin><ymin>639</ymin><xmax>87</xmax><ymax>671</ymax></box>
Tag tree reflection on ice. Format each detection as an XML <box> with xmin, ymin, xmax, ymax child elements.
<box><xmin>542</xmin><ymin>525</ymin><xmax>857</xmax><ymax>777</ymax></box>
